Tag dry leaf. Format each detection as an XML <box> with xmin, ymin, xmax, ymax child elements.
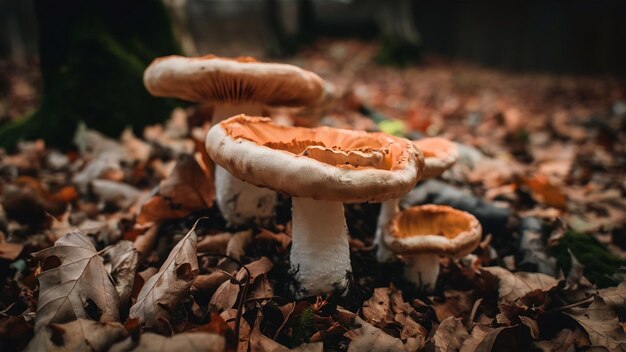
<box><xmin>32</xmin><ymin>231</ymin><xmax>120</xmax><ymax>331</ymax></box>
<box><xmin>480</xmin><ymin>267</ymin><xmax>559</xmax><ymax>303</ymax></box>
<box><xmin>129</xmin><ymin>226</ymin><xmax>198</xmax><ymax>328</ymax></box>
<box><xmin>565</xmin><ymin>296</ymin><xmax>626</xmax><ymax>350</ymax></box>
<box><xmin>210</xmin><ymin>257</ymin><xmax>273</xmax><ymax>311</ymax></box>
<box><xmin>533</xmin><ymin>328</ymin><xmax>588</xmax><ymax>352</ymax></box>
<box><xmin>595</xmin><ymin>282</ymin><xmax>626</xmax><ymax>309</ymax></box>
<box><xmin>101</xmin><ymin>240</ymin><xmax>139</xmax><ymax>307</ymax></box>
<box><xmin>431</xmin><ymin>290</ymin><xmax>474</xmax><ymax>322</ymax></box>
<box><xmin>109</xmin><ymin>332</ymin><xmax>225</xmax><ymax>352</ymax></box>
<box><xmin>433</xmin><ymin>317</ymin><xmax>469</xmax><ymax>352</ymax></box>
<box><xmin>459</xmin><ymin>324</ymin><xmax>510</xmax><ymax>352</ymax></box>
<box><xmin>521</xmin><ymin>173</ymin><xmax>567</xmax><ymax>209</ymax></box>
<box><xmin>197</xmin><ymin>232</ymin><xmax>232</xmax><ymax>254</ymax></box>
<box><xmin>137</xmin><ymin>154</ymin><xmax>214</xmax><ymax>224</ymax></box>
<box><xmin>0</xmin><ymin>231</ymin><xmax>23</xmax><ymax>260</ymax></box>
<box><xmin>91</xmin><ymin>180</ymin><xmax>141</xmax><ymax>210</ymax></box>
<box><xmin>26</xmin><ymin>319</ymin><xmax>126</xmax><ymax>352</ymax></box>
<box><xmin>345</xmin><ymin>316</ymin><xmax>405</xmax><ymax>352</ymax></box>
<box><xmin>250</xmin><ymin>309</ymin><xmax>323</xmax><ymax>352</ymax></box>
<box><xmin>362</xmin><ymin>287</ymin><xmax>395</xmax><ymax>327</ymax></box>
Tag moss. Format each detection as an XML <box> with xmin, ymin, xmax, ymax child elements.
<box><xmin>288</xmin><ymin>307</ymin><xmax>316</xmax><ymax>347</ymax></box>
<box><xmin>549</xmin><ymin>231</ymin><xmax>626</xmax><ymax>288</ymax></box>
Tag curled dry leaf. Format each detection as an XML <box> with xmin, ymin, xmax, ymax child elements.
<box><xmin>129</xmin><ymin>226</ymin><xmax>198</xmax><ymax>328</ymax></box>
<box><xmin>345</xmin><ymin>316</ymin><xmax>405</xmax><ymax>352</ymax></box>
<box><xmin>137</xmin><ymin>154</ymin><xmax>214</xmax><ymax>225</ymax></box>
<box><xmin>32</xmin><ymin>231</ymin><xmax>120</xmax><ymax>331</ymax></box>
<box><xmin>432</xmin><ymin>317</ymin><xmax>469</xmax><ymax>352</ymax></box>
<box><xmin>565</xmin><ymin>296</ymin><xmax>626</xmax><ymax>350</ymax></box>
<box><xmin>25</xmin><ymin>319</ymin><xmax>126</xmax><ymax>352</ymax></box>
<box><xmin>210</xmin><ymin>257</ymin><xmax>274</xmax><ymax>311</ymax></box>
<box><xmin>459</xmin><ymin>324</ymin><xmax>512</xmax><ymax>352</ymax></box>
<box><xmin>480</xmin><ymin>266</ymin><xmax>559</xmax><ymax>304</ymax></box>
<box><xmin>109</xmin><ymin>332</ymin><xmax>225</xmax><ymax>352</ymax></box>
<box><xmin>101</xmin><ymin>240</ymin><xmax>139</xmax><ymax>307</ymax></box>
<box><xmin>521</xmin><ymin>173</ymin><xmax>567</xmax><ymax>209</ymax></box>
<box><xmin>533</xmin><ymin>328</ymin><xmax>588</xmax><ymax>352</ymax></box>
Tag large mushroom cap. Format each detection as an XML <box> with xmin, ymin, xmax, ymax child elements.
<box><xmin>413</xmin><ymin>137</ymin><xmax>458</xmax><ymax>179</ymax></box>
<box><xmin>206</xmin><ymin>115</ymin><xmax>424</xmax><ymax>203</ymax></box>
<box><xmin>144</xmin><ymin>55</ymin><xmax>328</xmax><ymax>107</ymax></box>
<box><xmin>384</xmin><ymin>204</ymin><xmax>481</xmax><ymax>257</ymax></box>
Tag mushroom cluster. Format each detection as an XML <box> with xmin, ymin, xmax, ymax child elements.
<box><xmin>143</xmin><ymin>54</ymin><xmax>483</xmax><ymax>298</ymax></box>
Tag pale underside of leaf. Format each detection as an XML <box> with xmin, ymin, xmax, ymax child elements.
<box><xmin>33</xmin><ymin>231</ymin><xmax>120</xmax><ymax>331</ymax></box>
<box><xmin>129</xmin><ymin>227</ymin><xmax>198</xmax><ymax>327</ymax></box>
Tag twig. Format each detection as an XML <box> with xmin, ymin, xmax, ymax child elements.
<box><xmin>552</xmin><ymin>296</ymin><xmax>594</xmax><ymax>312</ymax></box>
<box><xmin>197</xmin><ymin>251</ymin><xmax>251</xmax><ymax>348</ymax></box>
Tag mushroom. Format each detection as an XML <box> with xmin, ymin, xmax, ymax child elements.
<box><xmin>383</xmin><ymin>204</ymin><xmax>482</xmax><ymax>291</ymax></box>
<box><xmin>144</xmin><ymin>55</ymin><xmax>332</xmax><ymax>226</ymax></box>
<box><xmin>206</xmin><ymin>115</ymin><xmax>424</xmax><ymax>296</ymax></box>
<box><xmin>375</xmin><ymin>137</ymin><xmax>458</xmax><ymax>261</ymax></box>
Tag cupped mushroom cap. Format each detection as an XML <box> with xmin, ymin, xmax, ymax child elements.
<box><xmin>412</xmin><ymin>138</ymin><xmax>458</xmax><ymax>179</ymax></box>
<box><xmin>144</xmin><ymin>55</ymin><xmax>328</xmax><ymax>107</ymax></box>
<box><xmin>384</xmin><ymin>204</ymin><xmax>481</xmax><ymax>257</ymax></box>
<box><xmin>206</xmin><ymin>115</ymin><xmax>424</xmax><ymax>203</ymax></box>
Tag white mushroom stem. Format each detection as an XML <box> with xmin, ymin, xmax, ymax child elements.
<box><xmin>212</xmin><ymin>103</ymin><xmax>277</xmax><ymax>226</ymax></box>
<box><xmin>375</xmin><ymin>198</ymin><xmax>399</xmax><ymax>262</ymax></box>
<box><xmin>290</xmin><ymin>197</ymin><xmax>351</xmax><ymax>297</ymax></box>
<box><xmin>404</xmin><ymin>253</ymin><xmax>440</xmax><ymax>292</ymax></box>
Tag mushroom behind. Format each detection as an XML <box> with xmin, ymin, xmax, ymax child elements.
<box><xmin>144</xmin><ymin>55</ymin><xmax>333</xmax><ymax>226</ymax></box>
<box><xmin>375</xmin><ymin>137</ymin><xmax>459</xmax><ymax>261</ymax></box>
<box><xmin>383</xmin><ymin>204</ymin><xmax>482</xmax><ymax>291</ymax></box>
<box><xmin>206</xmin><ymin>115</ymin><xmax>424</xmax><ymax>297</ymax></box>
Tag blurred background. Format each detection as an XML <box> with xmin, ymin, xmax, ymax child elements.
<box><xmin>0</xmin><ymin>0</ymin><xmax>625</xmax><ymax>147</ymax></box>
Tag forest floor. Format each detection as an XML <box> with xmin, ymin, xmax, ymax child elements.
<box><xmin>0</xmin><ymin>40</ymin><xmax>625</xmax><ymax>351</ymax></box>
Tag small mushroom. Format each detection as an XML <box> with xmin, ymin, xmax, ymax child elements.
<box><xmin>144</xmin><ymin>55</ymin><xmax>332</xmax><ymax>226</ymax></box>
<box><xmin>375</xmin><ymin>137</ymin><xmax>458</xmax><ymax>261</ymax></box>
<box><xmin>383</xmin><ymin>204</ymin><xmax>482</xmax><ymax>292</ymax></box>
<box><xmin>206</xmin><ymin>115</ymin><xmax>424</xmax><ymax>296</ymax></box>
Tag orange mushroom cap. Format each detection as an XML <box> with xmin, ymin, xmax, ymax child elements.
<box><xmin>205</xmin><ymin>115</ymin><xmax>425</xmax><ymax>203</ymax></box>
<box><xmin>384</xmin><ymin>204</ymin><xmax>482</xmax><ymax>257</ymax></box>
<box><xmin>412</xmin><ymin>137</ymin><xmax>458</xmax><ymax>179</ymax></box>
<box><xmin>143</xmin><ymin>55</ymin><xmax>328</xmax><ymax>107</ymax></box>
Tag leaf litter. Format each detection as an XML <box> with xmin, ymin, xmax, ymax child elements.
<box><xmin>0</xmin><ymin>40</ymin><xmax>625</xmax><ymax>351</ymax></box>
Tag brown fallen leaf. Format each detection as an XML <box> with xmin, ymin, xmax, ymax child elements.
<box><xmin>480</xmin><ymin>267</ymin><xmax>559</xmax><ymax>304</ymax></box>
<box><xmin>197</xmin><ymin>232</ymin><xmax>232</xmax><ymax>254</ymax></box>
<box><xmin>109</xmin><ymin>331</ymin><xmax>225</xmax><ymax>352</ymax></box>
<box><xmin>0</xmin><ymin>231</ymin><xmax>23</xmax><ymax>260</ymax></box>
<box><xmin>431</xmin><ymin>290</ymin><xmax>474</xmax><ymax>323</ymax></box>
<box><xmin>362</xmin><ymin>287</ymin><xmax>396</xmax><ymax>327</ymax></box>
<box><xmin>120</xmin><ymin>128</ymin><xmax>152</xmax><ymax>165</ymax></box>
<box><xmin>129</xmin><ymin>225</ymin><xmax>198</xmax><ymax>329</ymax></box>
<box><xmin>345</xmin><ymin>316</ymin><xmax>405</xmax><ymax>352</ymax></box>
<box><xmin>256</xmin><ymin>228</ymin><xmax>292</xmax><ymax>253</ymax></box>
<box><xmin>565</xmin><ymin>296</ymin><xmax>626</xmax><ymax>350</ymax></box>
<box><xmin>210</xmin><ymin>257</ymin><xmax>274</xmax><ymax>311</ymax></box>
<box><xmin>533</xmin><ymin>328</ymin><xmax>588</xmax><ymax>352</ymax></box>
<box><xmin>192</xmin><ymin>271</ymin><xmax>230</xmax><ymax>295</ymax></box>
<box><xmin>594</xmin><ymin>281</ymin><xmax>626</xmax><ymax>309</ymax></box>
<box><xmin>459</xmin><ymin>324</ymin><xmax>512</xmax><ymax>352</ymax></box>
<box><xmin>521</xmin><ymin>173</ymin><xmax>567</xmax><ymax>209</ymax></box>
<box><xmin>101</xmin><ymin>240</ymin><xmax>139</xmax><ymax>308</ymax></box>
<box><xmin>137</xmin><ymin>154</ymin><xmax>214</xmax><ymax>225</ymax></box>
<box><xmin>432</xmin><ymin>317</ymin><xmax>469</xmax><ymax>352</ymax></box>
<box><xmin>32</xmin><ymin>231</ymin><xmax>120</xmax><ymax>331</ymax></box>
<box><xmin>25</xmin><ymin>319</ymin><xmax>126</xmax><ymax>352</ymax></box>
<box><xmin>250</xmin><ymin>310</ymin><xmax>323</xmax><ymax>352</ymax></box>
